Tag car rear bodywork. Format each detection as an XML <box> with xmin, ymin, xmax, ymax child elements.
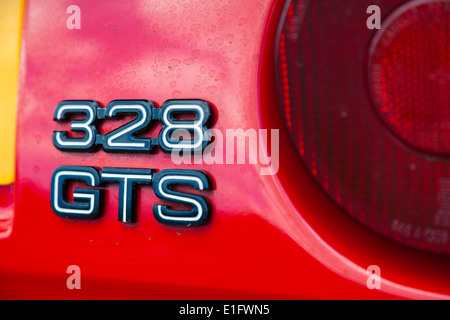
<box><xmin>0</xmin><ymin>0</ymin><xmax>448</xmax><ymax>299</ymax></box>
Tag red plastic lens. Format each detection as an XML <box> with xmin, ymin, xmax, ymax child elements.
<box><xmin>277</xmin><ymin>0</ymin><xmax>450</xmax><ymax>254</ymax></box>
<box><xmin>369</xmin><ymin>0</ymin><xmax>450</xmax><ymax>155</ymax></box>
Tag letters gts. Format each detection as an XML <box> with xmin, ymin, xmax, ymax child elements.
<box><xmin>51</xmin><ymin>166</ymin><xmax>212</xmax><ymax>226</ymax></box>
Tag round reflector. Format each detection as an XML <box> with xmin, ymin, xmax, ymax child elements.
<box><xmin>369</xmin><ymin>0</ymin><xmax>450</xmax><ymax>156</ymax></box>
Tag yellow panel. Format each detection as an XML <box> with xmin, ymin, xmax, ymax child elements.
<box><xmin>0</xmin><ymin>1</ymin><xmax>24</xmax><ymax>185</ymax></box>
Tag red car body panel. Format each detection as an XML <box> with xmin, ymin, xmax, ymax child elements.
<box><xmin>0</xmin><ymin>0</ymin><xmax>448</xmax><ymax>299</ymax></box>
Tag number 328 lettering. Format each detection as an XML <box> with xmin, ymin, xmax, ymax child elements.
<box><xmin>53</xmin><ymin>99</ymin><xmax>213</xmax><ymax>153</ymax></box>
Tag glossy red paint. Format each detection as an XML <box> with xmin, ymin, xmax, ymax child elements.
<box><xmin>0</xmin><ymin>0</ymin><xmax>448</xmax><ymax>299</ymax></box>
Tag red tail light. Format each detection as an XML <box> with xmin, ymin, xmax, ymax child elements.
<box><xmin>277</xmin><ymin>0</ymin><xmax>449</xmax><ymax>254</ymax></box>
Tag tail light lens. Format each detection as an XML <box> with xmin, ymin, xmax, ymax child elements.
<box><xmin>277</xmin><ymin>0</ymin><xmax>449</xmax><ymax>254</ymax></box>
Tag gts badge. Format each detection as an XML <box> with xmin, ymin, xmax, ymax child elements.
<box><xmin>51</xmin><ymin>99</ymin><xmax>213</xmax><ymax>226</ymax></box>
